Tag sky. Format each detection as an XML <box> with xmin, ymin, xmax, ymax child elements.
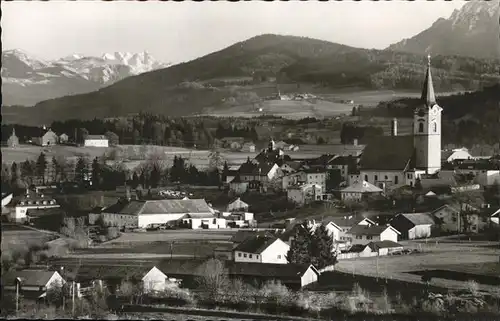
<box><xmin>2</xmin><ymin>1</ymin><xmax>466</xmax><ymax>64</ymax></box>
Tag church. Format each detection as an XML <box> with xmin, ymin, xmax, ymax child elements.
<box><xmin>358</xmin><ymin>56</ymin><xmax>442</xmax><ymax>190</ymax></box>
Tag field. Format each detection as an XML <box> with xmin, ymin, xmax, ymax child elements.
<box><xmin>334</xmin><ymin>240</ymin><xmax>500</xmax><ymax>293</ymax></box>
<box><xmin>1</xmin><ymin>224</ymin><xmax>58</xmax><ymax>254</ymax></box>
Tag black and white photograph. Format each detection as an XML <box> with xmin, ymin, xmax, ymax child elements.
<box><xmin>1</xmin><ymin>0</ymin><xmax>500</xmax><ymax>320</ymax></box>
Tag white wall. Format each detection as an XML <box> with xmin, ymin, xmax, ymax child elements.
<box><xmin>408</xmin><ymin>225</ymin><xmax>432</xmax><ymax>239</ymax></box>
<box><xmin>13</xmin><ymin>204</ymin><xmax>60</xmax><ymax>222</ymax></box>
<box><xmin>380</xmin><ymin>228</ymin><xmax>399</xmax><ymax>243</ymax></box>
<box><xmin>306</xmin><ymin>173</ymin><xmax>326</xmax><ymax>191</ymax></box>
<box><xmin>47</xmin><ymin>272</ymin><xmax>66</xmax><ymax>289</ymax></box>
<box><xmin>230</xmin><ymin>182</ymin><xmax>248</xmax><ymax>195</ymax></box>
<box><xmin>142</xmin><ymin>267</ymin><xmax>168</xmax><ymax>293</ymax></box>
<box><xmin>84</xmin><ymin>139</ymin><xmax>109</xmax><ymax>147</ymax></box>
<box><xmin>445</xmin><ymin>149</ymin><xmax>472</xmax><ymax>162</ymax></box>
<box><xmin>234</xmin><ymin>251</ymin><xmax>262</xmax><ymax>263</ymax></box>
<box><xmin>475</xmin><ymin>171</ymin><xmax>500</xmax><ymax>187</ymax></box>
<box><xmin>260</xmin><ymin>239</ymin><xmax>290</xmax><ymax>264</ymax></box>
<box><xmin>360</xmin><ymin>170</ymin><xmax>405</xmax><ymax>189</ymax></box>
<box><xmin>300</xmin><ymin>267</ymin><xmax>318</xmax><ymax>287</ymax></box>
<box><xmin>432</xmin><ymin>207</ymin><xmax>461</xmax><ymax>233</ymax></box>
<box><xmin>341</xmin><ymin>191</ymin><xmax>363</xmax><ymax>201</ymax></box>
<box><xmin>137</xmin><ymin>213</ymin><xmax>187</xmax><ymax>228</ymax></box>
<box><xmin>227</xmin><ymin>199</ymin><xmax>249</xmax><ymax>212</ymax></box>
<box><xmin>325</xmin><ymin>223</ymin><xmax>341</xmax><ymax>242</ymax></box>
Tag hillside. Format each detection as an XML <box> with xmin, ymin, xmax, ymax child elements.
<box><xmin>3</xmin><ymin>34</ymin><xmax>500</xmax><ymax>125</ymax></box>
<box><xmin>387</xmin><ymin>0</ymin><xmax>500</xmax><ymax>59</ymax></box>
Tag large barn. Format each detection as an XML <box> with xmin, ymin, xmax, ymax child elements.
<box><xmin>99</xmin><ymin>199</ymin><xmax>215</xmax><ymax>228</ymax></box>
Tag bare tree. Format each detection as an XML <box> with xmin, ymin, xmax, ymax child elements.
<box><xmin>208</xmin><ymin>150</ymin><xmax>226</xmax><ymax>171</ymax></box>
<box><xmin>195</xmin><ymin>258</ymin><xmax>229</xmax><ymax>301</ymax></box>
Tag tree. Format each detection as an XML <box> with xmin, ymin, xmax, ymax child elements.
<box><xmin>51</xmin><ymin>157</ymin><xmax>62</xmax><ymax>183</ymax></box>
<box><xmin>75</xmin><ymin>156</ymin><xmax>88</xmax><ymax>184</ymax></box>
<box><xmin>310</xmin><ymin>224</ymin><xmax>338</xmax><ymax>269</ymax></box>
<box><xmin>20</xmin><ymin>160</ymin><xmax>36</xmax><ymax>187</ymax></box>
<box><xmin>317</xmin><ymin>136</ymin><xmax>326</xmax><ymax>145</ymax></box>
<box><xmin>326</xmin><ymin>169</ymin><xmax>342</xmax><ymax>191</ymax></box>
<box><xmin>208</xmin><ymin>150</ymin><xmax>225</xmax><ymax>170</ymax></box>
<box><xmin>77</xmin><ymin>128</ymin><xmax>89</xmax><ymax>145</ymax></box>
<box><xmin>36</xmin><ymin>152</ymin><xmax>47</xmax><ymax>184</ymax></box>
<box><xmin>195</xmin><ymin>258</ymin><xmax>228</xmax><ymax>301</ymax></box>
<box><xmin>91</xmin><ymin>157</ymin><xmax>101</xmax><ymax>188</ymax></box>
<box><xmin>286</xmin><ymin>224</ymin><xmax>313</xmax><ymax>266</ymax></box>
<box><xmin>222</xmin><ymin>161</ymin><xmax>229</xmax><ymax>184</ymax></box>
<box><xmin>104</xmin><ymin>131</ymin><xmax>119</xmax><ymax>146</ymax></box>
<box><xmin>2</xmin><ymin>163</ymin><xmax>12</xmax><ymax>190</ymax></box>
<box><xmin>11</xmin><ymin>162</ymin><xmax>25</xmax><ymax>190</ymax></box>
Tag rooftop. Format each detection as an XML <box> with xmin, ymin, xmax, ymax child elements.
<box><xmin>360</xmin><ymin>135</ymin><xmax>415</xmax><ymax>171</ymax></box>
<box><xmin>341</xmin><ymin>180</ymin><xmax>383</xmax><ymax>193</ymax></box>
<box><xmin>2</xmin><ymin>270</ymin><xmax>61</xmax><ymax>287</ymax></box>
<box><xmin>398</xmin><ymin>213</ymin><xmax>435</xmax><ymax>226</ymax></box>
<box><xmin>234</xmin><ymin>235</ymin><xmax>281</xmax><ymax>254</ymax></box>
<box><xmin>347</xmin><ymin>224</ymin><xmax>399</xmax><ymax>236</ymax></box>
<box><xmin>103</xmin><ymin>199</ymin><xmax>213</xmax><ymax>216</ymax></box>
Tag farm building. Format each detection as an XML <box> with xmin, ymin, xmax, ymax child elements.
<box><xmin>441</xmin><ymin>148</ymin><xmax>473</xmax><ymax>163</ymax></box>
<box><xmin>390</xmin><ymin>213</ymin><xmax>435</xmax><ymax>240</ymax></box>
<box><xmin>364</xmin><ymin>240</ymin><xmax>404</xmax><ymax>256</ymax></box>
<box><xmin>99</xmin><ymin>198</ymin><xmax>215</xmax><ymax>229</ymax></box>
<box><xmin>181</xmin><ymin>213</ymin><xmax>226</xmax><ymax>229</ymax></box>
<box><xmin>340</xmin><ymin>180</ymin><xmax>384</xmax><ymax>201</ymax></box>
<box><xmin>327</xmin><ymin>216</ymin><xmax>376</xmax><ymax>241</ymax></box>
<box><xmin>32</xmin><ymin>129</ymin><xmax>58</xmax><ymax>146</ymax></box>
<box><xmin>227</xmin><ymin>262</ymin><xmax>320</xmax><ymax>289</ymax></box>
<box><xmin>84</xmin><ymin>135</ymin><xmax>109</xmax><ymax>147</ymax></box>
<box><xmin>2</xmin><ymin>270</ymin><xmax>65</xmax><ymax>300</ymax></box>
<box><xmin>346</xmin><ymin>225</ymin><xmax>400</xmax><ymax>245</ymax></box>
<box><xmin>226</xmin><ymin>197</ymin><xmax>249</xmax><ymax>212</ymax></box>
<box><xmin>5</xmin><ymin>191</ymin><xmax>60</xmax><ymax>223</ymax></box>
<box><xmin>59</xmin><ymin>133</ymin><xmax>69</xmax><ymax>144</ymax></box>
<box><xmin>7</xmin><ymin>128</ymin><xmax>19</xmax><ymax>147</ymax></box>
<box><xmin>142</xmin><ymin>266</ymin><xmax>180</xmax><ymax>294</ymax></box>
<box><xmin>233</xmin><ymin>234</ymin><xmax>290</xmax><ymax>264</ymax></box>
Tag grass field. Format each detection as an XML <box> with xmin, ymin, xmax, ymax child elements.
<box><xmin>335</xmin><ymin>240</ymin><xmax>500</xmax><ymax>293</ymax></box>
<box><xmin>1</xmin><ymin>224</ymin><xmax>58</xmax><ymax>254</ymax></box>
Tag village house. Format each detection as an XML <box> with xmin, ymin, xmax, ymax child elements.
<box><xmin>2</xmin><ymin>270</ymin><xmax>66</xmax><ymax>300</ymax></box>
<box><xmin>287</xmin><ymin>183</ymin><xmax>323</xmax><ymax>206</ymax></box>
<box><xmin>346</xmin><ymin>225</ymin><xmax>400</xmax><ymax>245</ymax></box>
<box><xmin>7</xmin><ymin>128</ymin><xmax>19</xmax><ymax>148</ymax></box>
<box><xmin>228</xmin><ymin>175</ymin><xmax>249</xmax><ymax>195</ymax></box>
<box><xmin>238</xmin><ymin>161</ymin><xmax>280</xmax><ymax>184</ymax></box>
<box><xmin>364</xmin><ymin>241</ymin><xmax>404</xmax><ymax>256</ymax></box>
<box><xmin>32</xmin><ymin>128</ymin><xmax>58</xmax><ymax>146</ymax></box>
<box><xmin>59</xmin><ymin>133</ymin><xmax>69</xmax><ymax>144</ymax></box>
<box><xmin>431</xmin><ymin>204</ymin><xmax>461</xmax><ymax>233</ymax></box>
<box><xmin>84</xmin><ymin>135</ymin><xmax>109</xmax><ymax>147</ymax></box>
<box><xmin>141</xmin><ymin>266</ymin><xmax>180</xmax><ymax>294</ymax></box>
<box><xmin>390</xmin><ymin>213</ymin><xmax>435</xmax><ymax>240</ymax></box>
<box><xmin>328</xmin><ymin>216</ymin><xmax>376</xmax><ymax>241</ymax></box>
<box><xmin>6</xmin><ymin>190</ymin><xmax>60</xmax><ymax>223</ymax></box>
<box><xmin>226</xmin><ymin>197</ymin><xmax>249</xmax><ymax>212</ymax></box>
<box><xmin>340</xmin><ymin>180</ymin><xmax>384</xmax><ymax>202</ymax></box>
<box><xmin>241</xmin><ymin>142</ymin><xmax>256</xmax><ymax>153</ymax></box>
<box><xmin>224</xmin><ymin>165</ymin><xmax>240</xmax><ymax>184</ymax></box>
<box><xmin>233</xmin><ymin>234</ymin><xmax>290</xmax><ymax>264</ymax></box>
<box><xmin>282</xmin><ymin>168</ymin><xmax>327</xmax><ymax>191</ymax></box>
<box><xmin>359</xmin><ymin>59</ymin><xmax>443</xmax><ymax>190</ymax></box>
<box><xmin>96</xmin><ymin>198</ymin><xmax>215</xmax><ymax>229</ymax></box>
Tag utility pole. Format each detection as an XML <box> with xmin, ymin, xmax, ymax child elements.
<box><xmin>72</xmin><ymin>280</ymin><xmax>75</xmax><ymax>316</ymax></box>
<box><xmin>16</xmin><ymin>279</ymin><xmax>19</xmax><ymax>313</ymax></box>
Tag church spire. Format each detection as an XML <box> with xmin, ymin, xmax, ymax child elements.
<box><xmin>421</xmin><ymin>54</ymin><xmax>436</xmax><ymax>107</ymax></box>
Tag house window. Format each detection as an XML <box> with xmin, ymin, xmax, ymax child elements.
<box><xmin>374</xmin><ymin>175</ymin><xmax>378</xmax><ymax>181</ymax></box>
<box><xmin>244</xmin><ymin>253</ymin><xmax>247</xmax><ymax>258</ymax></box>
<box><xmin>364</xmin><ymin>175</ymin><xmax>368</xmax><ymax>181</ymax></box>
<box><xmin>256</xmin><ymin>255</ymin><xmax>259</xmax><ymax>259</ymax></box>
<box><xmin>356</xmin><ymin>235</ymin><xmax>362</xmax><ymax>239</ymax></box>
<box><xmin>277</xmin><ymin>255</ymin><xmax>282</xmax><ymax>259</ymax></box>
<box><xmin>249</xmin><ymin>254</ymin><xmax>253</xmax><ymax>258</ymax></box>
<box><xmin>238</xmin><ymin>253</ymin><xmax>242</xmax><ymax>257</ymax></box>
<box><xmin>384</xmin><ymin>175</ymin><xmax>388</xmax><ymax>180</ymax></box>
<box><xmin>366</xmin><ymin>236</ymin><xmax>373</xmax><ymax>240</ymax></box>
<box><xmin>418</xmin><ymin>122</ymin><xmax>424</xmax><ymax>133</ymax></box>
<box><xmin>395</xmin><ymin>176</ymin><xmax>399</xmax><ymax>184</ymax></box>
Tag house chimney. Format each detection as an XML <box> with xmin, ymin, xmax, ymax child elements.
<box><xmin>391</xmin><ymin>118</ymin><xmax>398</xmax><ymax>136</ymax></box>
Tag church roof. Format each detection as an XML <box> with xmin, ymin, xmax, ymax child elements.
<box><xmin>421</xmin><ymin>56</ymin><xmax>436</xmax><ymax>108</ymax></box>
<box><xmin>359</xmin><ymin>135</ymin><xmax>415</xmax><ymax>171</ymax></box>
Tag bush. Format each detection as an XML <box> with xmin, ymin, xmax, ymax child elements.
<box><xmin>258</xmin><ymin>280</ymin><xmax>292</xmax><ymax>306</ymax></box>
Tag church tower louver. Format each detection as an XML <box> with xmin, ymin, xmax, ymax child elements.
<box><xmin>413</xmin><ymin>55</ymin><xmax>442</xmax><ymax>175</ymax></box>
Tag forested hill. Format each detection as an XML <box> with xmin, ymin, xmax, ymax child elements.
<box><xmin>359</xmin><ymin>84</ymin><xmax>500</xmax><ymax>146</ymax></box>
<box><xmin>3</xmin><ymin>34</ymin><xmax>500</xmax><ymax>125</ymax></box>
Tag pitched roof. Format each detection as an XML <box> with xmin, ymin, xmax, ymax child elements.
<box><xmin>359</xmin><ymin>135</ymin><xmax>415</xmax><ymax>171</ymax></box>
<box><xmin>230</xmin><ymin>230</ymin><xmax>275</xmax><ymax>244</ymax></box>
<box><xmin>103</xmin><ymin>199</ymin><xmax>213</xmax><ymax>216</ymax></box>
<box><xmin>366</xmin><ymin>240</ymin><xmax>403</xmax><ymax>251</ymax></box>
<box><xmin>398</xmin><ymin>213</ymin><xmax>435</xmax><ymax>226</ymax></box>
<box><xmin>227</xmin><ymin>262</ymin><xmax>318</xmax><ymax>279</ymax></box>
<box><xmin>26</xmin><ymin>207</ymin><xmax>65</xmax><ymax>217</ymax></box>
<box><xmin>234</xmin><ymin>235</ymin><xmax>282</xmax><ymax>254</ymax></box>
<box><xmin>2</xmin><ymin>270</ymin><xmax>61</xmax><ymax>287</ymax></box>
<box><xmin>347</xmin><ymin>224</ymin><xmax>400</xmax><ymax>236</ymax></box>
<box><xmin>421</xmin><ymin>58</ymin><xmax>436</xmax><ymax>107</ymax></box>
<box><xmin>85</xmin><ymin>135</ymin><xmax>107</xmax><ymax>140</ymax></box>
<box><xmin>184</xmin><ymin>213</ymin><xmax>215</xmax><ymax>219</ymax></box>
<box><xmin>328</xmin><ymin>216</ymin><xmax>375</xmax><ymax>228</ymax></box>
<box><xmin>341</xmin><ymin>180</ymin><xmax>383</xmax><ymax>193</ymax></box>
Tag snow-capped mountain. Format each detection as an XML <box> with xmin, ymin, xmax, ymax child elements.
<box><xmin>387</xmin><ymin>0</ymin><xmax>500</xmax><ymax>59</ymax></box>
<box><xmin>1</xmin><ymin>50</ymin><xmax>170</xmax><ymax>106</ymax></box>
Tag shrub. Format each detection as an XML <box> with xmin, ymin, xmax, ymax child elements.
<box><xmin>465</xmin><ymin>280</ymin><xmax>480</xmax><ymax>296</ymax></box>
<box><xmin>258</xmin><ymin>280</ymin><xmax>292</xmax><ymax>306</ymax></box>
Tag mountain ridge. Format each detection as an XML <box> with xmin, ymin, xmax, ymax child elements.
<box><xmin>1</xmin><ymin>49</ymin><xmax>170</xmax><ymax>106</ymax></box>
<box><xmin>387</xmin><ymin>0</ymin><xmax>500</xmax><ymax>59</ymax></box>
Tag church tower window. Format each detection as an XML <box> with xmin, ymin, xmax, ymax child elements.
<box><xmin>418</xmin><ymin>123</ymin><xmax>424</xmax><ymax>133</ymax></box>
<box><xmin>433</xmin><ymin>122</ymin><xmax>437</xmax><ymax>133</ymax></box>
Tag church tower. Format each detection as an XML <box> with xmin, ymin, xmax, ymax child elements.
<box><xmin>413</xmin><ymin>55</ymin><xmax>443</xmax><ymax>175</ymax></box>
